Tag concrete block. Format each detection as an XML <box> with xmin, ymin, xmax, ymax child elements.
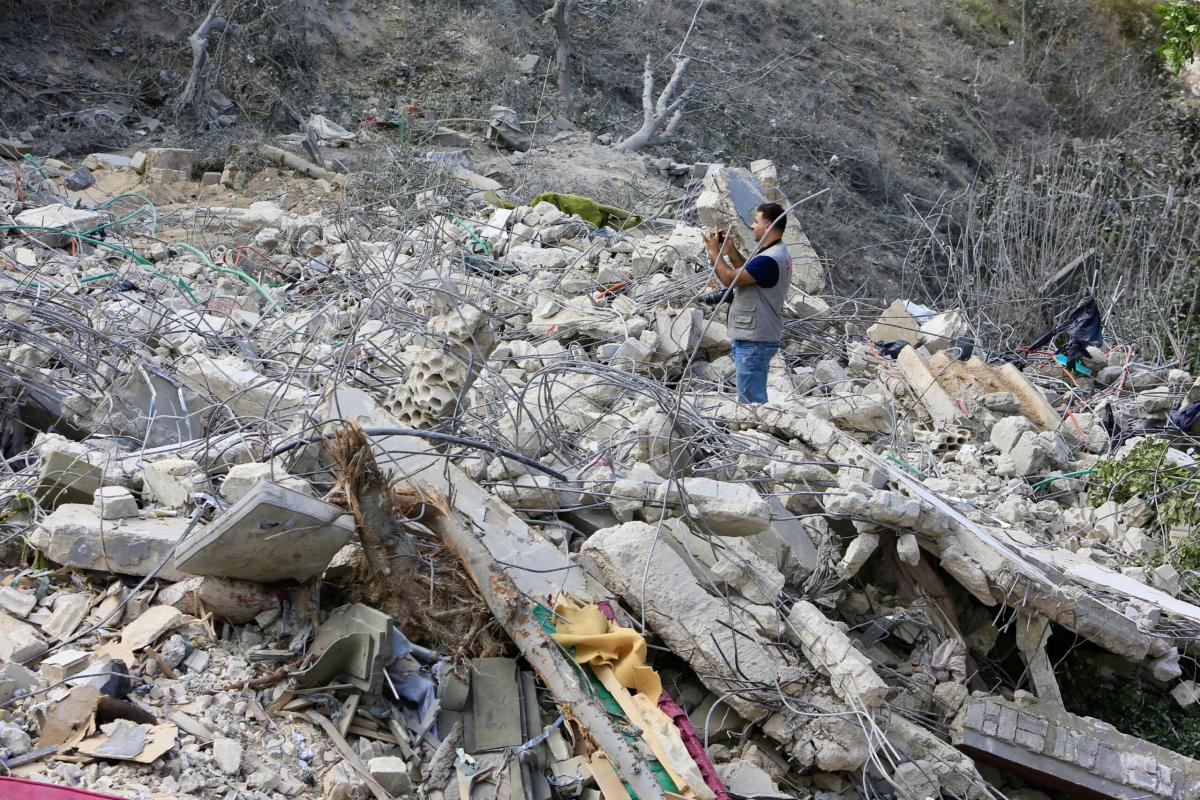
<box><xmin>368</xmin><ymin>756</ymin><xmax>412</xmax><ymax>795</ymax></box>
<box><xmin>145</xmin><ymin>147</ymin><xmax>195</xmax><ymax>175</ymax></box>
<box><xmin>837</xmin><ymin>532</ymin><xmax>879</xmax><ymax>577</ymax></box>
<box><xmin>212</xmin><ymin>736</ymin><xmax>243</xmax><ymax>775</ymax></box>
<box><xmin>1009</xmin><ymin>431</ymin><xmax>1069</xmax><ymax>477</ymax></box>
<box><xmin>219</xmin><ymin>461</ymin><xmax>313</xmax><ymax>503</ymax></box>
<box><xmin>142</xmin><ymin>457</ymin><xmax>206</xmax><ymax>509</ymax></box>
<box><xmin>30</xmin><ymin>504</ymin><xmax>195</xmax><ymax>581</ymax></box>
<box><xmin>83</xmin><ymin>153</ymin><xmax>132</xmax><ymax>170</ymax></box>
<box><xmin>1150</xmin><ymin>650</ymin><xmax>1183</xmax><ymax>682</ymax></box>
<box><xmin>654</xmin><ymin>307</ymin><xmax>701</xmax><ymax>360</ymax></box>
<box><xmin>892</xmin><ymin>760</ymin><xmax>940</xmax><ymax>800</ymax></box>
<box><xmin>996</xmin><ymin>363</ymin><xmax>1069</xmax><ymax>440</ymax></box>
<box><xmin>1171</xmin><ymin>680</ymin><xmax>1199</xmax><ymax>708</ymax></box>
<box><xmin>37</xmin><ymin>448</ymin><xmax>104</xmax><ymax>508</ymax></box>
<box><xmin>654</xmin><ymin>477</ymin><xmax>771</xmax><ymax>536</ymax></box>
<box><xmin>982</xmin><ymin>392</ymin><xmax>1021</xmax><ymax>414</ymax></box>
<box><xmin>145</xmin><ymin>167</ymin><xmax>188</xmax><ymax>184</ymax></box>
<box><xmin>175</xmin><ymin>481</ymin><xmax>355</xmax><ymax>583</ymax></box>
<box><xmin>43</xmin><ymin>593</ymin><xmax>90</xmax><ymax>642</ymax></box>
<box><xmin>785</xmin><ymin>600</ymin><xmax>890</xmax><ymax>709</ymax></box>
<box><xmin>200</xmin><ymin>171</ymin><xmax>222</xmax><ymax>186</ymax></box>
<box><xmin>156</xmin><ymin>575</ymin><xmax>280</xmax><ymax>624</ymax></box>
<box><xmin>0</xmin><ymin>586</ymin><xmax>35</xmax><ymax>618</ymax></box>
<box><xmin>919</xmin><ymin>310</ymin><xmax>969</xmax><ymax>353</ymax></box>
<box><xmin>177</xmin><ymin>353</ymin><xmax>308</xmax><ymax>421</ymax></box>
<box><xmin>39</xmin><ymin>648</ymin><xmax>90</xmax><ymax>682</ymax></box>
<box><xmin>991</xmin><ymin>416</ymin><xmax>1038</xmax><ymax>455</ymax></box>
<box><xmin>129</xmin><ymin>151</ymin><xmax>147</xmax><ymax>173</ymax></box>
<box><xmin>93</xmin><ymin>486</ymin><xmax>139</xmax><ymax>520</ymax></box>
<box><xmin>1152</xmin><ymin>563</ymin><xmax>1181</xmax><ymax>597</ymax></box>
<box><xmin>785</xmin><ymin>291</ymin><xmax>831</xmax><ymax>324</ymax></box>
<box><xmin>715</xmin><ymin>760</ymin><xmax>780</xmax><ymax>797</ymax></box>
<box><xmin>0</xmin><ymin>611</ymin><xmax>46</xmax><ymax>664</ymax></box>
<box><xmin>867</xmin><ymin>299</ymin><xmax>920</xmax><ymax>345</ymax></box>
<box><xmin>13</xmin><ymin>203</ymin><xmax>103</xmax><ymax>247</ymax></box>
<box><xmin>0</xmin><ymin>662</ymin><xmax>38</xmax><ymax>703</ymax></box>
<box><xmin>897</xmin><ymin>533</ymin><xmax>921</xmax><ymax>565</ymax></box>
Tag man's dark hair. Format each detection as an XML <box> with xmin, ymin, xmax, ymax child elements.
<box><xmin>756</xmin><ymin>202</ymin><xmax>787</xmax><ymax>233</ymax></box>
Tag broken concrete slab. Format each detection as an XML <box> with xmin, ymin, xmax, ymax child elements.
<box><xmin>141</xmin><ymin>458</ymin><xmax>206</xmax><ymax>509</ymax></box>
<box><xmin>219</xmin><ymin>460</ymin><xmax>313</xmax><ymax>503</ymax></box>
<box><xmin>0</xmin><ymin>662</ymin><xmax>38</xmax><ymax>703</ymax></box>
<box><xmin>13</xmin><ymin>203</ymin><xmax>103</xmax><ymax>247</ymax></box>
<box><xmin>784</xmin><ymin>600</ymin><xmax>890</xmax><ymax>709</ymax></box>
<box><xmin>664</xmin><ymin>519</ymin><xmax>785</xmax><ymax>604</ymax></box>
<box><xmin>0</xmin><ymin>586</ymin><xmax>35</xmax><ymax>618</ymax></box>
<box><xmin>896</xmin><ymin>346</ymin><xmax>964</xmax><ymax>425</ymax></box>
<box><xmin>156</xmin><ymin>576</ymin><xmax>280</xmax><ymax>624</ymax></box>
<box><xmin>37</xmin><ymin>448</ymin><xmax>105</xmax><ymax>508</ymax></box>
<box><xmin>176</xmin><ymin>353</ymin><xmax>308</xmax><ymax>422</ymax></box>
<box><xmin>867</xmin><ymin>300</ymin><xmax>920</xmax><ymax>345</ymax></box>
<box><xmin>30</xmin><ymin>504</ymin><xmax>195</xmax><ymax>581</ymax></box>
<box><xmin>654</xmin><ymin>477</ymin><xmax>771</xmax><ymax>536</ymax></box>
<box><xmin>43</xmin><ymin>593</ymin><xmax>91</xmax><ymax>642</ymax></box>
<box><xmin>93</xmin><ymin>486</ymin><xmax>139</xmax><ymax>520</ymax></box>
<box><xmin>953</xmin><ymin>694</ymin><xmax>1200</xmax><ymax>800</ymax></box>
<box><xmin>581</xmin><ymin>521</ymin><xmax>795</xmax><ymax>722</ymax></box>
<box><xmin>0</xmin><ymin>611</ymin><xmax>46</xmax><ymax>664</ymax></box>
<box><xmin>175</xmin><ymin>481</ymin><xmax>354</xmax><ymax>583</ymax></box>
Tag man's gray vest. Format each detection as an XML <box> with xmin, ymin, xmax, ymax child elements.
<box><xmin>728</xmin><ymin>241</ymin><xmax>791</xmax><ymax>343</ymax></box>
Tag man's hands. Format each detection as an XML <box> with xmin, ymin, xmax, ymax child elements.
<box><xmin>702</xmin><ymin>227</ymin><xmax>731</xmax><ymax>268</ymax></box>
<box><xmin>701</xmin><ymin>226</ymin><xmax>756</xmax><ymax>289</ymax></box>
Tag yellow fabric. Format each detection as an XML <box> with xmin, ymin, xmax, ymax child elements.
<box><xmin>552</xmin><ymin>598</ymin><xmax>663</xmax><ymax>703</ymax></box>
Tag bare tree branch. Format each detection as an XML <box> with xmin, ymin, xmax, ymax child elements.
<box><xmin>549</xmin><ymin>0</ymin><xmax>579</xmax><ymax>105</ymax></box>
<box><xmin>176</xmin><ymin>0</ymin><xmax>228</xmax><ymax>124</ymax></box>
<box><xmin>616</xmin><ymin>55</ymin><xmax>692</xmax><ymax>152</ymax></box>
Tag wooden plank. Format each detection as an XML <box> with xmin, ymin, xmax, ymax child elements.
<box><xmin>304</xmin><ymin>710</ymin><xmax>394</xmax><ymax>800</ymax></box>
<box><xmin>586</xmin><ymin>752</ymin><xmax>631</xmax><ymax>800</ymax></box>
<box><xmin>338</xmin><ymin>693</ymin><xmax>361</xmax><ymax>738</ymax></box>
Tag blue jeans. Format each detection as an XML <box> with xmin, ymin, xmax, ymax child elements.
<box><xmin>731</xmin><ymin>340</ymin><xmax>778</xmax><ymax>404</ymax></box>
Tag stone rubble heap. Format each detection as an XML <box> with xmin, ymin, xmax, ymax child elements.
<box><xmin>1</xmin><ymin>143</ymin><xmax>1199</xmax><ymax>800</ymax></box>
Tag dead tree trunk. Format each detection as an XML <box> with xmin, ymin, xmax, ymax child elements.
<box><xmin>614</xmin><ymin>55</ymin><xmax>692</xmax><ymax>152</ymax></box>
<box><xmin>550</xmin><ymin>0</ymin><xmax>578</xmax><ymax>105</ymax></box>
<box><xmin>176</xmin><ymin>1</ymin><xmax>228</xmax><ymax>122</ymax></box>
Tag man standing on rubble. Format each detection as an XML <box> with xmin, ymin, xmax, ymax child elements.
<box><xmin>701</xmin><ymin>202</ymin><xmax>792</xmax><ymax>404</ymax></box>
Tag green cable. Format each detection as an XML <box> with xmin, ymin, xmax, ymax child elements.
<box><xmin>451</xmin><ymin>212</ymin><xmax>492</xmax><ymax>256</ymax></box>
<box><xmin>173</xmin><ymin>242</ymin><xmax>278</xmax><ymax>312</ymax></box>
<box><xmin>886</xmin><ymin>453</ymin><xmax>928</xmax><ymax>479</ymax></box>
<box><xmin>1030</xmin><ymin>467</ymin><xmax>1097</xmax><ymax>490</ymax></box>
<box><xmin>88</xmin><ymin>193</ymin><xmax>159</xmax><ymax>236</ymax></box>
<box><xmin>22</xmin><ymin>153</ymin><xmax>49</xmax><ymax>179</ymax></box>
<box><xmin>0</xmin><ymin>225</ymin><xmax>151</xmax><ymax>264</ymax></box>
<box><xmin>2</xmin><ymin>225</ymin><xmax>200</xmax><ymax>303</ymax></box>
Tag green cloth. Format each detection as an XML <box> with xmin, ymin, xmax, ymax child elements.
<box><xmin>529</xmin><ymin>192</ymin><xmax>643</xmax><ymax>230</ymax></box>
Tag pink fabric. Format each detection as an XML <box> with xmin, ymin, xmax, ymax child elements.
<box><xmin>0</xmin><ymin>777</ymin><xmax>130</xmax><ymax>800</ymax></box>
<box><xmin>595</xmin><ymin>601</ymin><xmax>731</xmax><ymax>800</ymax></box>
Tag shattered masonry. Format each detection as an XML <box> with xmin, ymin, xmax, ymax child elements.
<box><xmin>1</xmin><ymin>139</ymin><xmax>1200</xmax><ymax>800</ymax></box>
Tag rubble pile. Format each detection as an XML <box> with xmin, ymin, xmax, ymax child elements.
<box><xmin>2</xmin><ymin>142</ymin><xmax>1200</xmax><ymax>800</ymax></box>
